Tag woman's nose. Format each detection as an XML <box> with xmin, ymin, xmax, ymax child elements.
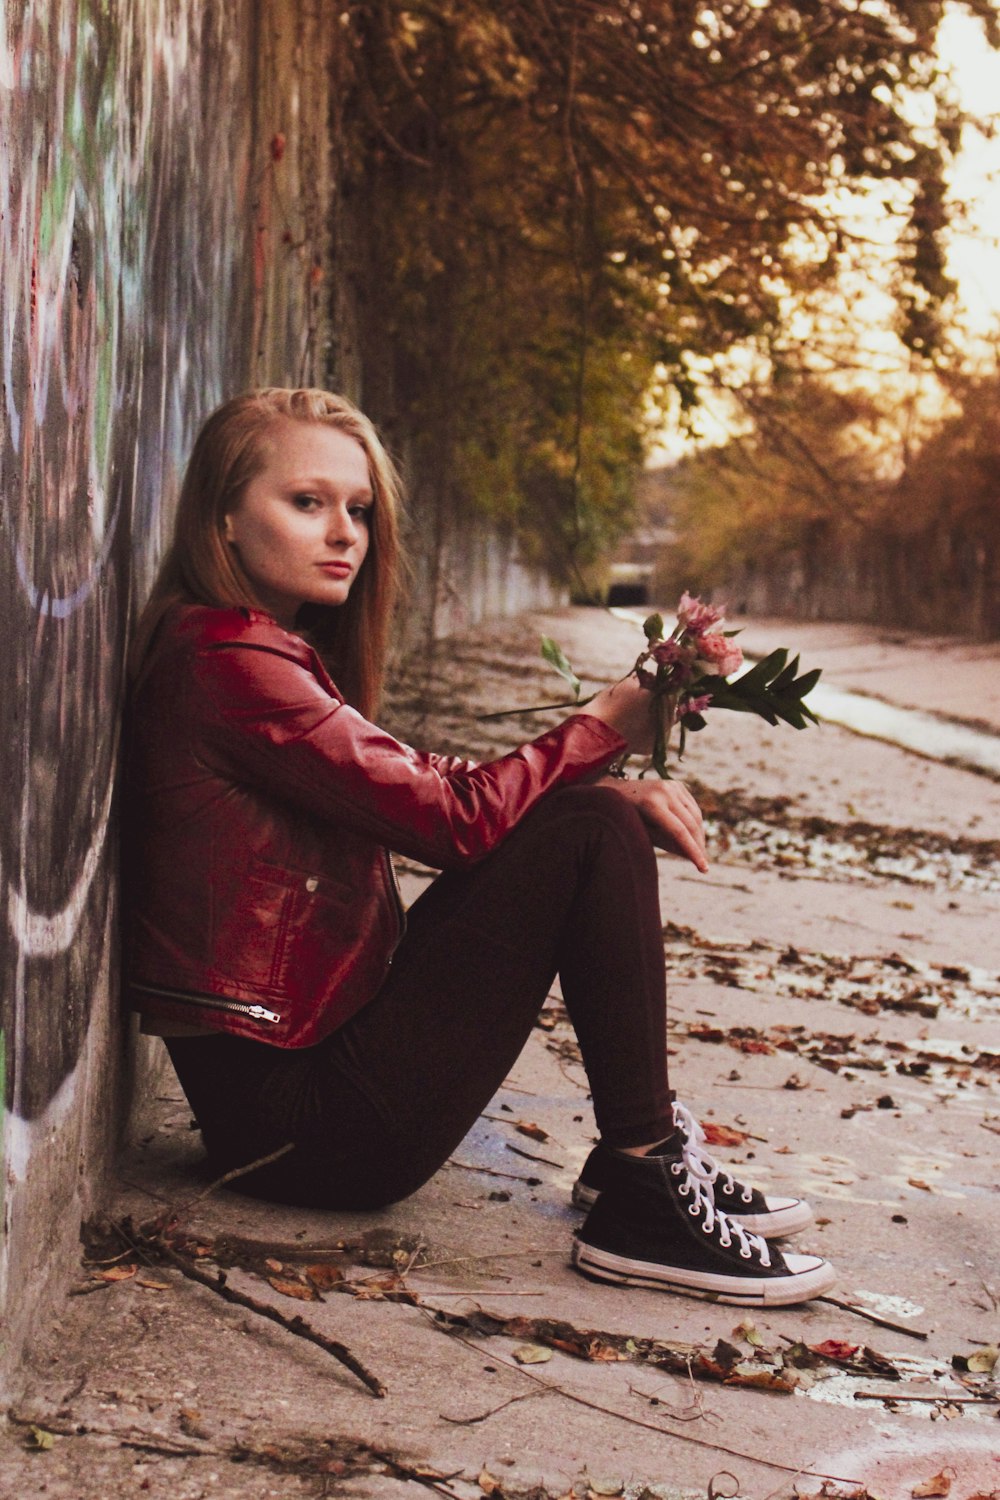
<box><xmin>327</xmin><ymin>502</ymin><xmax>358</xmax><ymax>546</ymax></box>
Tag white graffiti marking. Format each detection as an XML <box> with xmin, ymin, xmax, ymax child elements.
<box><xmin>3</xmin><ymin>776</ymin><xmax>113</xmax><ymax>958</ymax></box>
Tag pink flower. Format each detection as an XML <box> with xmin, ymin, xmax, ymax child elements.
<box><xmin>693</xmin><ymin>632</ymin><xmax>743</xmax><ymax>678</ymax></box>
<box><xmin>648</xmin><ymin>637</ymin><xmax>697</xmax><ymax>686</ymax></box>
<box><xmin>680</xmin><ymin>692</ymin><xmax>713</xmax><ymax>718</ymax></box>
<box><xmin>677</xmin><ymin>591</ymin><xmax>726</xmax><ymax>635</ymax></box>
<box><xmin>650</xmin><ymin>638</ymin><xmax>691</xmax><ymax>668</ymax></box>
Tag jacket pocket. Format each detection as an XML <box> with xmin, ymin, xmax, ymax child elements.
<box><xmin>209</xmin><ymin>863</ymin><xmax>294</xmax><ymax>993</ymax></box>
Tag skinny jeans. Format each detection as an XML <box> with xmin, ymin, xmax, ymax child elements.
<box><xmin>167</xmin><ymin>786</ymin><xmax>674</xmax><ymax>1209</ymax></box>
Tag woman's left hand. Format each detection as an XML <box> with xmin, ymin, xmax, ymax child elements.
<box><xmin>596</xmin><ymin>775</ymin><xmax>709</xmax><ymax>873</ymax></box>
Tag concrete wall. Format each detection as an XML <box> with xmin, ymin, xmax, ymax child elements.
<box><xmin>0</xmin><ymin>0</ymin><xmax>340</xmax><ymax>1390</ymax></box>
<box><xmin>725</xmin><ymin>527</ymin><xmax>1000</xmax><ymax>641</ymax></box>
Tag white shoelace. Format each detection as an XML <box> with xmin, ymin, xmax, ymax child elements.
<box><xmin>673</xmin><ymin>1100</ymin><xmax>754</xmax><ymax>1205</ymax></box>
<box><xmin>670</xmin><ymin>1103</ymin><xmax>770</xmax><ymax>1265</ymax></box>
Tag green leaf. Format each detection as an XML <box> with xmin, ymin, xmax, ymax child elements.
<box><xmin>701</xmin><ymin>651</ymin><xmax>822</xmax><ymax>730</ymax></box>
<box><xmin>540</xmin><ymin>636</ymin><xmax>582</xmax><ymax>701</ymax></box>
<box><xmin>643</xmin><ymin>612</ymin><xmax>664</xmax><ymax>643</ymax></box>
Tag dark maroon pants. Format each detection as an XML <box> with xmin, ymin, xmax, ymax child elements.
<box><xmin>167</xmin><ymin>786</ymin><xmax>674</xmax><ymax>1208</ymax></box>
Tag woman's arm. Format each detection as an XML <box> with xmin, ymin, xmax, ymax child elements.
<box><xmin>570</xmin><ymin>675</ymin><xmax>709</xmax><ymax>872</ymax></box>
<box><xmin>184</xmin><ymin>631</ymin><xmax>626</xmax><ymax>869</ymax></box>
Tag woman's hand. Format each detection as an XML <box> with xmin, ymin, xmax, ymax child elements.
<box><xmin>596</xmin><ymin>775</ymin><xmax>709</xmax><ymax>873</ymax></box>
<box><xmin>576</xmin><ymin>675</ymin><xmax>657</xmax><ymax>757</ymax></box>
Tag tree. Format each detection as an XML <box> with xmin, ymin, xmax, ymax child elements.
<box><xmin>652</xmin><ymin>360</ymin><xmax>1000</xmax><ymax>637</ymax></box>
<box><xmin>331</xmin><ymin>1</ymin><xmax>997</xmax><ymax>598</ymax></box>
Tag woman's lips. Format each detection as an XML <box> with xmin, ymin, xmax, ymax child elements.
<box><xmin>316</xmin><ymin>561</ymin><xmax>352</xmax><ymax>576</ymax></box>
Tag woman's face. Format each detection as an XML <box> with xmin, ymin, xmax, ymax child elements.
<box><xmin>224</xmin><ymin>420</ymin><xmax>372</xmax><ymax>626</ymax></box>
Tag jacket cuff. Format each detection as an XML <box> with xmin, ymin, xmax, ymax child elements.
<box><xmin>558</xmin><ymin>712</ymin><xmax>629</xmax><ymax>764</ymax></box>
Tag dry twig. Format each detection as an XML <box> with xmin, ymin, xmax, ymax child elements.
<box><xmin>816</xmin><ymin>1295</ymin><xmax>929</xmax><ymax>1340</ymax></box>
<box><xmin>114</xmin><ymin>1218</ymin><xmax>387</xmax><ymax>1398</ymax></box>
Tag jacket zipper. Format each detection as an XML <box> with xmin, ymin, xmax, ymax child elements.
<box><xmin>384</xmin><ymin>852</ymin><xmax>407</xmax><ymax>961</ymax></box>
<box><xmin>132</xmin><ymin>981</ymin><xmax>281</xmax><ymax>1024</ymax></box>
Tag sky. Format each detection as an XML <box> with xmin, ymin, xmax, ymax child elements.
<box><xmin>938</xmin><ymin>6</ymin><xmax>1000</xmax><ymax>335</ymax></box>
<box><xmin>649</xmin><ymin>4</ymin><xmax>1000</xmax><ymax>461</ymax></box>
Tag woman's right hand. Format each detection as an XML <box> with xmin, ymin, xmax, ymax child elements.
<box><xmin>575</xmin><ymin>674</ymin><xmax>658</xmax><ymax>757</ymax></box>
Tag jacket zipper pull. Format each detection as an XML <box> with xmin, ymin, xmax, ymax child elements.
<box><xmin>247</xmin><ymin>1004</ymin><xmax>281</xmax><ymax>1023</ymax></box>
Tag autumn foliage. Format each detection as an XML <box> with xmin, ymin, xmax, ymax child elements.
<box><xmin>332</xmin><ymin>1</ymin><xmax>997</xmax><ymax>604</ymax></box>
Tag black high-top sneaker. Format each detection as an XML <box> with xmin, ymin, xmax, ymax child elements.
<box><xmin>572</xmin><ymin>1101</ymin><xmax>813</xmax><ymax>1238</ymax></box>
<box><xmin>572</xmin><ymin>1137</ymin><xmax>835</xmax><ymax>1307</ymax></box>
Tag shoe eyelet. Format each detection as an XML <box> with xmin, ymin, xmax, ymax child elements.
<box><xmin>688</xmin><ymin>1203</ymin><xmax>700</xmax><ymax>1217</ymax></box>
<box><xmin>740</xmin><ymin>1247</ymin><xmax>752</xmax><ymax>1259</ymax></box>
<box><xmin>677</xmin><ymin>1182</ymin><xmax>689</xmax><ymax>1197</ymax></box>
<box><xmin>670</xmin><ymin>1163</ymin><xmax>682</xmax><ymax>1177</ymax></box>
<box><xmin>741</xmin><ymin>1190</ymin><xmax>753</xmax><ymax>1204</ymax></box>
<box><xmin>702</xmin><ymin>1220</ymin><xmax>714</xmax><ymax>1233</ymax></box>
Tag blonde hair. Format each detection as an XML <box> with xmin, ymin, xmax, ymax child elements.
<box><xmin>129</xmin><ymin>388</ymin><xmax>404</xmax><ymax>717</ymax></box>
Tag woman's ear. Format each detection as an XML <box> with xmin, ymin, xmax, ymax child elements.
<box><xmin>222</xmin><ymin>514</ymin><xmax>236</xmax><ymax>543</ymax></box>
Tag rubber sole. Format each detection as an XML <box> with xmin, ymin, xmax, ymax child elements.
<box><xmin>572</xmin><ymin>1180</ymin><xmax>814</xmax><ymax>1239</ymax></box>
<box><xmin>571</xmin><ymin>1238</ymin><xmax>837</xmax><ymax>1306</ymax></box>
<box><xmin>734</xmin><ymin>1196</ymin><xmax>814</xmax><ymax>1237</ymax></box>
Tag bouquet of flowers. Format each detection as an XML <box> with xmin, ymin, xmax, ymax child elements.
<box><xmin>539</xmin><ymin>592</ymin><xmax>821</xmax><ymax>778</ymax></box>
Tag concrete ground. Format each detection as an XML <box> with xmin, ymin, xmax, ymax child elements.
<box><xmin>3</xmin><ymin>608</ymin><xmax>998</xmax><ymax>1500</ymax></box>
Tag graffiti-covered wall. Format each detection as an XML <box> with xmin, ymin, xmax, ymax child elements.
<box><xmin>0</xmin><ymin>0</ymin><xmax>338</xmax><ymax>1388</ymax></box>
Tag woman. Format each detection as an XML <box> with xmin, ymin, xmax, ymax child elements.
<box><xmin>124</xmin><ymin>387</ymin><xmax>835</xmax><ymax>1307</ymax></box>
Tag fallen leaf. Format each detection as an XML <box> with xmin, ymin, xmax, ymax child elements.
<box><xmin>515</xmin><ymin>1121</ymin><xmax>549</xmax><ymax>1142</ymax></box>
<box><xmin>136</xmin><ymin>1275</ymin><xmax>171</xmax><ymax>1291</ymax></box>
<box><xmin>708</xmin><ymin>1337</ymin><xmax>741</xmax><ymax>1372</ymax></box>
<box><xmin>587</xmin><ymin>1479</ymin><xmax>624</xmax><ymax>1496</ymax></box>
<box><xmin>25</xmin><ymin>1425</ymin><xmax>55</xmax><ymax>1450</ymax></box>
<box><xmin>810</xmin><ymin>1340</ymin><xmax>861</xmax><ymax>1363</ymax></box>
<box><xmin>511</xmin><ymin>1343</ymin><xmax>552</xmax><ymax>1365</ymax></box>
<box><xmin>733</xmin><ymin>1317</ymin><xmax>765</xmax><ymax>1347</ymax></box>
<box><xmin>860</xmin><ymin>1346</ymin><xmax>900</xmax><ymax>1378</ymax></box>
<box><xmin>479</xmin><ymin>1468</ymin><xmax>502</xmax><ymax>1495</ymax></box>
<box><xmin>908</xmin><ymin>1178</ymin><xmax>933</xmax><ymax>1191</ymax></box>
<box><xmin>97</xmin><ymin>1264</ymin><xmax>137</xmax><ymax>1283</ymax></box>
<box><xmin>783</xmin><ymin>1073</ymin><xmax>809</xmax><ymax>1090</ymax></box>
<box><xmin>267</xmin><ymin>1276</ymin><xmax>319</xmax><ymax>1302</ymax></box>
<box><xmin>701</xmin><ymin>1123</ymin><xmax>748</xmax><ymax>1147</ymax></box>
<box><xmin>264</xmin><ymin>1257</ymin><xmax>284</xmax><ymax>1273</ymax></box>
<box><xmin>910</xmin><ymin>1471</ymin><xmax>952</xmax><ymax>1497</ymax></box>
<box><xmin>726</xmin><ymin>1362</ymin><xmax>797</xmax><ymax>1392</ymax></box>
<box><xmin>585</xmin><ymin>1341</ymin><xmax>627</xmax><ymax>1363</ymax></box>
<box><xmin>178</xmin><ymin>1408</ymin><xmax>210</xmax><ymax>1440</ymax></box>
<box><xmin>965</xmin><ymin>1345</ymin><xmax>998</xmax><ymax>1374</ymax></box>
<box><xmin>305</xmin><ymin>1262</ymin><xmax>344</xmax><ymax>1290</ymax></box>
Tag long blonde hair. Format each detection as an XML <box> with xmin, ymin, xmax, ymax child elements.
<box><xmin>129</xmin><ymin>388</ymin><xmax>404</xmax><ymax>717</ymax></box>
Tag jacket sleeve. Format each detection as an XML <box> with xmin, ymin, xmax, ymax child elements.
<box><xmin>191</xmin><ymin>638</ymin><xmax>626</xmax><ymax>868</ymax></box>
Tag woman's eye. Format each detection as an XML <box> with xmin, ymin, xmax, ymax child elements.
<box><xmin>292</xmin><ymin>493</ymin><xmax>321</xmax><ymax>511</ymax></box>
<box><xmin>349</xmin><ymin>504</ymin><xmax>373</xmax><ymax>523</ymax></box>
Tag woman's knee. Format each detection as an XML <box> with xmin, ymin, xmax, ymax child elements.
<box><xmin>544</xmin><ymin>783</ymin><xmax>652</xmax><ymax>850</ymax></box>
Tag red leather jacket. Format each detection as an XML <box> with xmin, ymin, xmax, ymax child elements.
<box><xmin>123</xmin><ymin>604</ymin><xmax>625</xmax><ymax>1047</ymax></box>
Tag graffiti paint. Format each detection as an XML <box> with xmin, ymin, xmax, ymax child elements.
<box><xmin>0</xmin><ymin>0</ymin><xmax>344</xmax><ymax>1384</ymax></box>
<box><xmin>0</xmin><ymin>0</ymin><xmax>256</xmax><ymax>1123</ymax></box>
